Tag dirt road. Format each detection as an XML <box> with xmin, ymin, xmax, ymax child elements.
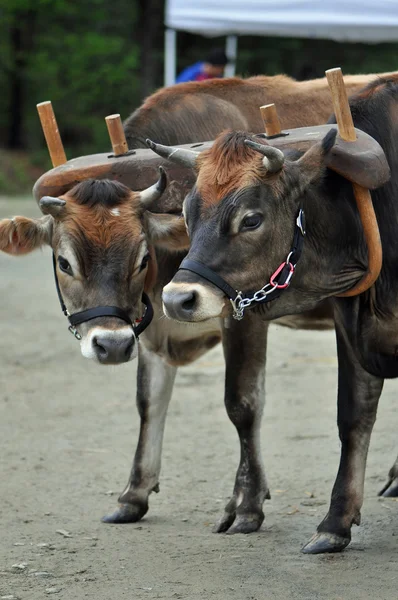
<box><xmin>1</xmin><ymin>197</ymin><xmax>397</xmax><ymax>600</ymax></box>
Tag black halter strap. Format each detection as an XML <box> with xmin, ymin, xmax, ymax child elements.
<box><xmin>179</xmin><ymin>208</ymin><xmax>306</xmax><ymax>320</ymax></box>
<box><xmin>179</xmin><ymin>260</ymin><xmax>238</xmax><ymax>300</ymax></box>
<box><xmin>52</xmin><ymin>253</ymin><xmax>153</xmax><ymax>340</ymax></box>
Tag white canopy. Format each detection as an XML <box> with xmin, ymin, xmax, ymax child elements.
<box><xmin>166</xmin><ymin>0</ymin><xmax>398</xmax><ymax>42</ymax></box>
<box><xmin>164</xmin><ymin>0</ymin><xmax>398</xmax><ymax>85</ymax></box>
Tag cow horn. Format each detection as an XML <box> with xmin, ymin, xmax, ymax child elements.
<box><xmin>39</xmin><ymin>196</ymin><xmax>66</xmax><ymax>217</ymax></box>
<box><xmin>139</xmin><ymin>166</ymin><xmax>167</xmax><ymax>208</ymax></box>
<box><xmin>146</xmin><ymin>139</ymin><xmax>198</xmax><ymax>169</ymax></box>
<box><xmin>244</xmin><ymin>140</ymin><xmax>285</xmax><ymax>173</ymax></box>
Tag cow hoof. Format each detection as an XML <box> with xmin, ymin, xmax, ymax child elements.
<box><xmin>101</xmin><ymin>502</ymin><xmax>148</xmax><ymax>524</ymax></box>
<box><xmin>301</xmin><ymin>532</ymin><xmax>350</xmax><ymax>554</ymax></box>
<box><xmin>212</xmin><ymin>512</ymin><xmax>235</xmax><ymax>533</ymax></box>
<box><xmin>213</xmin><ymin>511</ymin><xmax>264</xmax><ymax>534</ymax></box>
<box><xmin>226</xmin><ymin>512</ymin><xmax>264</xmax><ymax>534</ymax></box>
<box><xmin>380</xmin><ymin>479</ymin><xmax>398</xmax><ymax>497</ymax></box>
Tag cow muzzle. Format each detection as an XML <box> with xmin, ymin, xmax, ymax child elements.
<box><xmin>162</xmin><ymin>281</ymin><xmax>226</xmax><ymax>322</ymax></box>
<box><xmin>81</xmin><ymin>326</ymin><xmax>137</xmax><ymax>365</ymax></box>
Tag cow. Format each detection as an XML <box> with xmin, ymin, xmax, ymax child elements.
<box><xmin>124</xmin><ymin>72</ymin><xmax>396</xmax><ymax>149</ymax></box>
<box><xmin>0</xmin><ymin>72</ymin><xmax>394</xmax><ymax>534</ymax></box>
<box><xmin>0</xmin><ymin>173</ymin><xmax>279</xmax><ymax>533</ymax></box>
<box><xmin>148</xmin><ymin>75</ymin><xmax>398</xmax><ymax>553</ymax></box>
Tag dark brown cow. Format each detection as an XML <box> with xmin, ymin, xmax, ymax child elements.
<box><xmin>152</xmin><ymin>75</ymin><xmax>398</xmax><ymax>552</ymax></box>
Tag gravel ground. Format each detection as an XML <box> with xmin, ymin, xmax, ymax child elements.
<box><xmin>1</xmin><ymin>197</ymin><xmax>397</xmax><ymax>600</ymax></box>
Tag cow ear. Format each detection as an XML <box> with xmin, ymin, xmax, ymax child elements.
<box><xmin>144</xmin><ymin>212</ymin><xmax>190</xmax><ymax>250</ymax></box>
<box><xmin>143</xmin><ymin>246</ymin><xmax>158</xmax><ymax>293</ymax></box>
<box><xmin>0</xmin><ymin>215</ymin><xmax>52</xmax><ymax>255</ymax></box>
<box><xmin>294</xmin><ymin>128</ymin><xmax>338</xmax><ymax>190</ymax></box>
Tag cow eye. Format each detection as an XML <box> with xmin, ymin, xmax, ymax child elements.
<box><xmin>139</xmin><ymin>252</ymin><xmax>150</xmax><ymax>272</ymax></box>
<box><xmin>58</xmin><ymin>256</ymin><xmax>72</xmax><ymax>275</ymax></box>
<box><xmin>241</xmin><ymin>213</ymin><xmax>263</xmax><ymax>230</ymax></box>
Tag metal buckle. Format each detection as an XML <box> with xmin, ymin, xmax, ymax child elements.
<box><xmin>68</xmin><ymin>325</ymin><xmax>82</xmax><ymax>340</ymax></box>
<box><xmin>230</xmin><ymin>294</ymin><xmax>245</xmax><ymax>321</ymax></box>
<box><xmin>296</xmin><ymin>209</ymin><xmax>306</xmax><ymax>236</ymax></box>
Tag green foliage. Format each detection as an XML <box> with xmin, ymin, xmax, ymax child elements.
<box><xmin>1</xmin><ymin>0</ymin><xmax>142</xmax><ymax>174</ymax></box>
<box><xmin>0</xmin><ymin>149</ymin><xmax>43</xmax><ymax>195</ymax></box>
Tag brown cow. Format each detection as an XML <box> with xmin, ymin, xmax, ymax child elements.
<box><xmin>124</xmin><ymin>72</ymin><xmax>396</xmax><ymax>148</ymax></box>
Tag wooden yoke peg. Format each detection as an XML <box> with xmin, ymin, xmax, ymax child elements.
<box><xmin>37</xmin><ymin>101</ymin><xmax>67</xmax><ymax>167</ymax></box>
<box><xmin>325</xmin><ymin>68</ymin><xmax>356</xmax><ymax>142</ymax></box>
<box><xmin>260</xmin><ymin>104</ymin><xmax>282</xmax><ymax>137</ymax></box>
<box><xmin>325</xmin><ymin>67</ymin><xmax>382</xmax><ymax>296</ymax></box>
<box><xmin>105</xmin><ymin>114</ymin><xmax>129</xmax><ymax>156</ymax></box>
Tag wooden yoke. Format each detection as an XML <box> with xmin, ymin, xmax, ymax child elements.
<box><xmin>105</xmin><ymin>114</ymin><xmax>129</xmax><ymax>156</ymax></box>
<box><xmin>37</xmin><ymin>101</ymin><xmax>67</xmax><ymax>167</ymax></box>
<box><xmin>326</xmin><ymin>67</ymin><xmax>383</xmax><ymax>297</ymax></box>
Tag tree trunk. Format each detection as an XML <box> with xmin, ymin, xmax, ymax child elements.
<box><xmin>7</xmin><ymin>23</ymin><xmax>24</xmax><ymax>149</ymax></box>
<box><xmin>137</xmin><ymin>0</ymin><xmax>163</xmax><ymax>100</ymax></box>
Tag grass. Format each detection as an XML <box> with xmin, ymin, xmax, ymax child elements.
<box><xmin>0</xmin><ymin>150</ymin><xmax>47</xmax><ymax>196</ymax></box>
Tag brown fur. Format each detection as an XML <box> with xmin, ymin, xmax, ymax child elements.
<box><xmin>144</xmin><ymin>213</ymin><xmax>189</xmax><ymax>250</ymax></box>
<box><xmin>353</xmin><ymin>73</ymin><xmax>398</xmax><ymax>99</ymax></box>
<box><xmin>0</xmin><ymin>216</ymin><xmax>51</xmax><ymax>255</ymax></box>
<box><xmin>60</xmin><ymin>186</ymin><xmax>143</xmax><ymax>249</ymax></box>
<box><xmin>124</xmin><ymin>72</ymin><xmax>397</xmax><ymax>149</ymax></box>
<box><xmin>195</xmin><ymin>124</ymin><xmax>336</xmax><ymax>209</ymax></box>
<box><xmin>196</xmin><ymin>131</ymin><xmax>267</xmax><ymax>206</ymax></box>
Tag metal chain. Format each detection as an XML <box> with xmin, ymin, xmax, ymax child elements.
<box><xmin>230</xmin><ymin>259</ymin><xmax>297</xmax><ymax>320</ymax></box>
<box><xmin>230</xmin><ymin>282</ymin><xmax>275</xmax><ymax>320</ymax></box>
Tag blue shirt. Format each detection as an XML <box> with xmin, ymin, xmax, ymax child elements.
<box><xmin>176</xmin><ymin>62</ymin><xmax>206</xmax><ymax>83</ymax></box>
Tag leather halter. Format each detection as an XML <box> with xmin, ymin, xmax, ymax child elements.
<box><xmin>52</xmin><ymin>253</ymin><xmax>153</xmax><ymax>340</ymax></box>
<box><xmin>179</xmin><ymin>209</ymin><xmax>306</xmax><ymax>320</ymax></box>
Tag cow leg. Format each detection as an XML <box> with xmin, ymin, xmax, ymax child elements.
<box><xmin>213</xmin><ymin>314</ymin><xmax>269</xmax><ymax>535</ymax></box>
<box><xmin>102</xmin><ymin>343</ymin><xmax>176</xmax><ymax>523</ymax></box>
<box><xmin>302</xmin><ymin>321</ymin><xmax>384</xmax><ymax>553</ymax></box>
<box><xmin>379</xmin><ymin>454</ymin><xmax>398</xmax><ymax>497</ymax></box>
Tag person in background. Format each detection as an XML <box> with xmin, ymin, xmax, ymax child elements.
<box><xmin>176</xmin><ymin>48</ymin><xmax>229</xmax><ymax>83</ymax></box>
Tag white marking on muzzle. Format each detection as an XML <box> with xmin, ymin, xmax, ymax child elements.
<box><xmin>80</xmin><ymin>326</ymin><xmax>138</xmax><ymax>362</ymax></box>
<box><xmin>162</xmin><ymin>281</ymin><xmax>226</xmax><ymax>321</ymax></box>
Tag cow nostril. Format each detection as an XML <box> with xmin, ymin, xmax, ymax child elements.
<box><xmin>91</xmin><ymin>334</ymin><xmax>134</xmax><ymax>363</ymax></box>
<box><xmin>92</xmin><ymin>336</ymin><xmax>108</xmax><ymax>359</ymax></box>
<box><xmin>181</xmin><ymin>291</ymin><xmax>197</xmax><ymax>313</ymax></box>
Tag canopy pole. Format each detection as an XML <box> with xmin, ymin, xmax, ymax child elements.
<box><xmin>224</xmin><ymin>35</ymin><xmax>238</xmax><ymax>77</ymax></box>
<box><xmin>164</xmin><ymin>28</ymin><xmax>177</xmax><ymax>87</ymax></box>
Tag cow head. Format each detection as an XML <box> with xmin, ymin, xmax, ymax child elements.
<box><xmin>148</xmin><ymin>129</ymin><xmax>338</xmax><ymax>323</ymax></box>
<box><xmin>0</xmin><ymin>171</ymin><xmax>188</xmax><ymax>364</ymax></box>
